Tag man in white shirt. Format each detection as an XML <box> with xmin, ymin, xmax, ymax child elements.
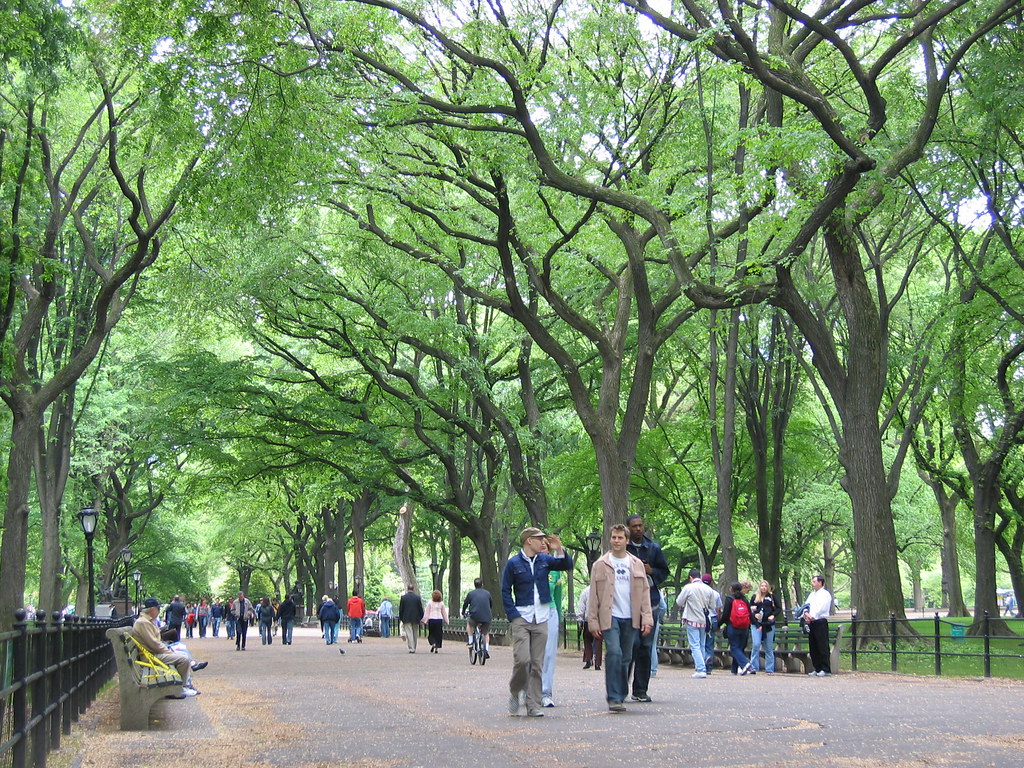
<box><xmin>802</xmin><ymin>575</ymin><xmax>834</xmax><ymax>676</ymax></box>
<box><xmin>675</xmin><ymin>568</ymin><xmax>718</xmax><ymax>678</ymax></box>
<box><xmin>587</xmin><ymin>524</ymin><xmax>652</xmax><ymax>712</ymax></box>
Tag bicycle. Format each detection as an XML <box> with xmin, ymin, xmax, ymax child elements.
<box><xmin>469</xmin><ymin>622</ymin><xmax>487</xmax><ymax>665</ymax></box>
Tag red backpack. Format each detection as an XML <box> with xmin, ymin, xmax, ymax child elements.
<box><xmin>729</xmin><ymin>597</ymin><xmax>751</xmax><ymax>629</ymax></box>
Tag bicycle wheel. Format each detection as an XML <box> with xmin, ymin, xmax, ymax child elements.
<box><xmin>470</xmin><ymin>643</ymin><xmax>478</xmax><ymax>665</ymax></box>
<box><xmin>478</xmin><ymin>641</ymin><xmax>486</xmax><ymax>665</ymax></box>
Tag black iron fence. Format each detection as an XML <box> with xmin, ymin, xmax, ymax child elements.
<box><xmin>818</xmin><ymin>612</ymin><xmax>1024</xmax><ymax>677</ymax></box>
<box><xmin>0</xmin><ymin>611</ymin><xmax>128</xmax><ymax>768</ymax></box>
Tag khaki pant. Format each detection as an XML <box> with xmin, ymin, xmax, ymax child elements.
<box><xmin>509</xmin><ymin>617</ymin><xmax>547</xmax><ymax>711</ymax></box>
<box><xmin>157</xmin><ymin>650</ymin><xmax>191</xmax><ymax>690</ymax></box>
<box><xmin>402</xmin><ymin>622</ymin><xmax>419</xmax><ymax>652</ymax></box>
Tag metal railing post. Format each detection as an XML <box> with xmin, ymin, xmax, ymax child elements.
<box><xmin>850</xmin><ymin>613</ymin><xmax>858</xmax><ymax>671</ymax></box>
<box><xmin>12</xmin><ymin>610</ymin><xmax>29</xmax><ymax>768</ymax></box>
<box><xmin>983</xmin><ymin>611</ymin><xmax>991</xmax><ymax>678</ymax></box>
<box><xmin>890</xmin><ymin>612</ymin><xmax>897</xmax><ymax>672</ymax></box>
<box><xmin>933</xmin><ymin>612</ymin><xmax>941</xmax><ymax>676</ymax></box>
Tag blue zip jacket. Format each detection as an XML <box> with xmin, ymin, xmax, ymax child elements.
<box><xmin>501</xmin><ymin>550</ymin><xmax>572</xmax><ymax>620</ymax></box>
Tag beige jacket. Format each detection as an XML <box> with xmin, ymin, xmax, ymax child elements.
<box><xmin>132</xmin><ymin>612</ymin><xmax>170</xmax><ymax>655</ymax></box>
<box><xmin>587</xmin><ymin>551</ymin><xmax>653</xmax><ymax>634</ymax></box>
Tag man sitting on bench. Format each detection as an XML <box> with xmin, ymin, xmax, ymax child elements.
<box><xmin>134</xmin><ymin>597</ymin><xmax>204</xmax><ymax>698</ymax></box>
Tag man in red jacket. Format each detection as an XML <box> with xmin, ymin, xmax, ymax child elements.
<box><xmin>347</xmin><ymin>592</ymin><xmax>366</xmax><ymax>644</ymax></box>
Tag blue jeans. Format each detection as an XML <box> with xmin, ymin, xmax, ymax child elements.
<box><xmin>704</xmin><ymin>622</ymin><xmax>716</xmax><ymax>671</ymax></box>
<box><xmin>280</xmin><ymin>618</ymin><xmax>294</xmax><ymax>644</ymax></box>
<box><xmin>726</xmin><ymin>625</ymin><xmax>750</xmax><ymax>672</ymax></box>
<box><xmin>603</xmin><ymin>617</ymin><xmax>636</xmax><ymax>705</ymax></box>
<box><xmin>226</xmin><ymin>617</ymin><xmax>236</xmax><ymax>639</ymax></box>
<box><xmin>260</xmin><ymin>620</ymin><xmax>273</xmax><ymax>644</ymax></box>
<box><xmin>650</xmin><ymin>599</ymin><xmax>666</xmax><ymax>675</ymax></box>
<box><xmin>324</xmin><ymin>620</ymin><xmax>338</xmax><ymax>644</ymax></box>
<box><xmin>750</xmin><ymin>624</ymin><xmax>775</xmax><ymax>672</ymax></box>
<box><xmin>542</xmin><ymin>611</ymin><xmax>559</xmax><ymax>698</ymax></box>
<box><xmin>349</xmin><ymin>617</ymin><xmax>362</xmax><ymax>642</ymax></box>
<box><xmin>198</xmin><ymin>616</ymin><xmax>208</xmax><ymax>637</ymax></box>
<box><xmin>379</xmin><ymin>616</ymin><xmax>391</xmax><ymax>638</ymax></box>
<box><xmin>211</xmin><ymin>617</ymin><xmax>221</xmax><ymax>637</ymax></box>
<box><xmin>686</xmin><ymin>623</ymin><xmax>708</xmax><ymax>674</ymax></box>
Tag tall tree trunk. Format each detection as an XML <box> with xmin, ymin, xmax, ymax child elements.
<box><xmin>709</xmin><ymin>308</ymin><xmax>740</xmax><ymax>584</ymax></box>
<box><xmin>393</xmin><ymin>503</ymin><xmax>416</xmax><ymax>592</ymax></box>
<box><xmin>448</xmin><ymin>527</ymin><xmax>461</xmax><ymax>617</ymax></box>
<box><xmin>937</xmin><ymin>487</ymin><xmax>969</xmax><ymax>617</ymax></box>
<box><xmin>1</xmin><ymin>406</ymin><xmax>40</xmax><ymax>622</ymax></box>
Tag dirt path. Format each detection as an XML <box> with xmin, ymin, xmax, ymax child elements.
<box><xmin>70</xmin><ymin>627</ymin><xmax>1024</xmax><ymax>768</ymax></box>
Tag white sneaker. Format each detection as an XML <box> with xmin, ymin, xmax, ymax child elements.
<box><xmin>541</xmin><ymin>696</ymin><xmax>554</xmax><ymax>708</ymax></box>
<box><xmin>182</xmin><ymin>688</ymin><xmax>200</xmax><ymax>697</ymax></box>
<box><xmin>691</xmin><ymin>671</ymin><xmax>707</xmax><ymax>678</ymax></box>
<box><xmin>741</xmin><ymin>661</ymin><xmax>752</xmax><ymax>675</ymax></box>
<box><xmin>816</xmin><ymin>670</ymin><xmax>831</xmax><ymax>677</ymax></box>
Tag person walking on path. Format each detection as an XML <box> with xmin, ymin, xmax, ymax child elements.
<box><xmin>803</xmin><ymin>575</ymin><xmax>834</xmax><ymax>676</ymax></box>
<box><xmin>399</xmin><ymin>585</ymin><xmax>425</xmax><ymax>653</ymax></box>
<box><xmin>624</xmin><ymin>514</ymin><xmax>669</xmax><ymax>703</ymax></box>
<box><xmin>210</xmin><ymin>598</ymin><xmax>223</xmax><ymax>637</ymax></box>
<box><xmin>750</xmin><ymin>580</ymin><xmax>779</xmax><ymax>674</ymax></box>
<box><xmin>318</xmin><ymin>595</ymin><xmax>342</xmax><ymax>645</ymax></box>
<box><xmin>377</xmin><ymin>596</ymin><xmax>394</xmax><ymax>639</ymax></box>
<box><xmin>576</xmin><ymin>585</ymin><xmax>602</xmax><ymax>672</ymax></box>
<box><xmin>258</xmin><ymin>596</ymin><xmax>275</xmax><ymax>645</ymax></box>
<box><xmin>423</xmin><ymin>590</ymin><xmax>449</xmax><ymax>653</ymax></box>
<box><xmin>587</xmin><ymin>524</ymin><xmax>653</xmax><ymax>713</ymax></box>
<box><xmin>347</xmin><ymin>592</ymin><xmax>366</xmax><ymax>644</ymax></box>
<box><xmin>232</xmin><ymin>592</ymin><xmax>256</xmax><ymax>651</ymax></box>
<box><xmin>719</xmin><ymin>582</ymin><xmax>754</xmax><ymax>675</ymax></box>
<box><xmin>164</xmin><ymin>595</ymin><xmax>187</xmax><ymax>642</ymax></box>
<box><xmin>461</xmin><ymin>578</ymin><xmax>492</xmax><ymax>658</ymax></box>
<box><xmin>501</xmin><ymin>527</ymin><xmax>572</xmax><ymax>718</ymax></box>
<box><xmin>277</xmin><ymin>594</ymin><xmax>297</xmax><ymax>645</ymax></box>
<box><xmin>675</xmin><ymin>568</ymin><xmax>718</xmax><ymax>678</ymax></box>
<box><xmin>197</xmin><ymin>599</ymin><xmax>210</xmax><ymax>638</ymax></box>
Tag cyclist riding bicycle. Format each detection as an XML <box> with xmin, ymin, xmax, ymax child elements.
<box><xmin>462</xmin><ymin>578</ymin><xmax>493</xmax><ymax>660</ymax></box>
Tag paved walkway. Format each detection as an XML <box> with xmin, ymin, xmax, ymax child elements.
<box><xmin>71</xmin><ymin>627</ymin><xmax>1024</xmax><ymax>768</ymax></box>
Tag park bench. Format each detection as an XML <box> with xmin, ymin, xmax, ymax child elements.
<box><xmin>443</xmin><ymin>618</ymin><xmax>512</xmax><ymax>646</ymax></box>
<box><xmin>105</xmin><ymin>626</ymin><xmax>183</xmax><ymax>730</ymax></box>
<box><xmin>656</xmin><ymin>622</ymin><xmax>845</xmax><ymax>674</ymax></box>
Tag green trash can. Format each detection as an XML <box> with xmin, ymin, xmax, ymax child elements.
<box><xmin>950</xmin><ymin>624</ymin><xmax>967</xmax><ymax>641</ymax></box>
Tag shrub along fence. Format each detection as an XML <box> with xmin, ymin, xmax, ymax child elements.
<box><xmin>0</xmin><ymin>611</ymin><xmax>128</xmax><ymax>768</ymax></box>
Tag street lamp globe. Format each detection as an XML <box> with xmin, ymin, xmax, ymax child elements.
<box><xmin>78</xmin><ymin>507</ymin><xmax>98</xmax><ymax>537</ymax></box>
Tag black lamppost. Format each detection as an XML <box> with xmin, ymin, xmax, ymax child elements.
<box><xmin>119</xmin><ymin>547</ymin><xmax>132</xmax><ymax>602</ymax></box>
<box><xmin>132</xmin><ymin>569</ymin><xmax>142</xmax><ymax>614</ymax></box>
<box><xmin>353</xmin><ymin>574</ymin><xmax>363</xmax><ymax>597</ymax></box>
<box><xmin>583</xmin><ymin>529</ymin><xmax>602</xmax><ymax>572</ymax></box>
<box><xmin>78</xmin><ymin>507</ymin><xmax>98</xmax><ymax>617</ymax></box>
<box><xmin>429</xmin><ymin>561</ymin><xmax>439</xmax><ymax>592</ymax></box>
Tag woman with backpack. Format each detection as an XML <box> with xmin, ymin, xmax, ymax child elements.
<box><xmin>719</xmin><ymin>582</ymin><xmax>754</xmax><ymax>675</ymax></box>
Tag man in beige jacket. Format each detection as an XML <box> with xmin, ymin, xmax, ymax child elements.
<box><xmin>133</xmin><ymin>597</ymin><xmax>196</xmax><ymax>698</ymax></box>
<box><xmin>587</xmin><ymin>524</ymin><xmax>653</xmax><ymax>712</ymax></box>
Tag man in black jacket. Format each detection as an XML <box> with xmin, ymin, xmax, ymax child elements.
<box><xmin>164</xmin><ymin>595</ymin><xmax>187</xmax><ymax>641</ymax></box>
<box><xmin>277</xmin><ymin>594</ymin><xmax>297</xmax><ymax>645</ymax></box>
<box><xmin>398</xmin><ymin>585</ymin><xmax>424</xmax><ymax>653</ymax></box>
<box><xmin>625</xmin><ymin>515</ymin><xmax>669</xmax><ymax>703</ymax></box>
